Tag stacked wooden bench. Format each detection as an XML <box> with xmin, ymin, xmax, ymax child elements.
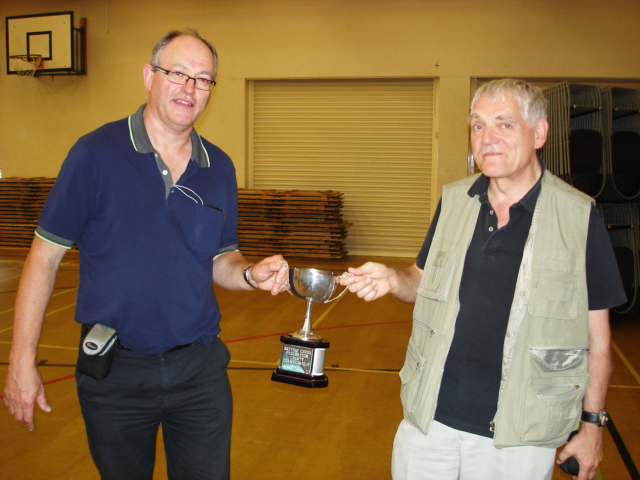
<box><xmin>0</xmin><ymin>177</ymin><xmax>55</xmax><ymax>249</ymax></box>
<box><xmin>0</xmin><ymin>179</ymin><xmax>351</xmax><ymax>260</ymax></box>
<box><xmin>238</xmin><ymin>188</ymin><xmax>350</xmax><ymax>260</ymax></box>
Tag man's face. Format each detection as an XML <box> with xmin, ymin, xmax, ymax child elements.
<box><xmin>469</xmin><ymin>93</ymin><xmax>548</xmax><ymax>182</ymax></box>
<box><xmin>144</xmin><ymin>35</ymin><xmax>215</xmax><ymax>132</ymax></box>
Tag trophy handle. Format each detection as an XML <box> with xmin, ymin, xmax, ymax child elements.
<box><xmin>324</xmin><ymin>273</ymin><xmax>353</xmax><ymax>303</ymax></box>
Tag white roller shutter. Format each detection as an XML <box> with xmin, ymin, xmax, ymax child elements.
<box><xmin>249</xmin><ymin>79</ymin><xmax>435</xmax><ymax>257</ymax></box>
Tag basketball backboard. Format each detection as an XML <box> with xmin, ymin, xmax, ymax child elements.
<box><xmin>6</xmin><ymin>11</ymin><xmax>86</xmax><ymax>76</ymax></box>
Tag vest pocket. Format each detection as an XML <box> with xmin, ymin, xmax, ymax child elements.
<box><xmin>528</xmin><ymin>251</ymin><xmax>581</xmax><ymax>320</ymax></box>
<box><xmin>519</xmin><ymin>375</ymin><xmax>585</xmax><ymax>444</ymax></box>
<box><xmin>530</xmin><ymin>347</ymin><xmax>587</xmax><ymax>371</ymax></box>
<box><xmin>399</xmin><ymin>338</ymin><xmax>426</xmax><ymax>415</ymax></box>
<box><xmin>417</xmin><ymin>244</ymin><xmax>460</xmax><ymax>301</ymax></box>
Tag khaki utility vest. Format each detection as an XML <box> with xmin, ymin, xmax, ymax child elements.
<box><xmin>400</xmin><ymin>171</ymin><xmax>592</xmax><ymax>448</ymax></box>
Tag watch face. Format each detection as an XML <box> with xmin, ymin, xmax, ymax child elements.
<box><xmin>599</xmin><ymin>412</ymin><xmax>609</xmax><ymax>427</ymax></box>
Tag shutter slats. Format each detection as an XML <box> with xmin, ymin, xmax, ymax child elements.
<box><xmin>251</xmin><ymin>79</ymin><xmax>433</xmax><ymax>257</ymax></box>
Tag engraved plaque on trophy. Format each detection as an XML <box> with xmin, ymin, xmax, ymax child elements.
<box><xmin>272</xmin><ymin>267</ymin><xmax>348</xmax><ymax>388</ymax></box>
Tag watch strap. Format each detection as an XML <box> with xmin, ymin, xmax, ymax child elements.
<box><xmin>243</xmin><ymin>265</ymin><xmax>257</xmax><ymax>289</ymax></box>
<box><xmin>581</xmin><ymin>410</ymin><xmax>608</xmax><ymax>427</ymax></box>
<box><xmin>581</xmin><ymin>411</ymin><xmax>599</xmax><ymax>423</ymax></box>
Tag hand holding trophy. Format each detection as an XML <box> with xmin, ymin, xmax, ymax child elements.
<box><xmin>271</xmin><ymin>267</ymin><xmax>350</xmax><ymax>388</ymax></box>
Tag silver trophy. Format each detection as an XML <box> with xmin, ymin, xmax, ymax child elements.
<box><xmin>271</xmin><ymin>267</ymin><xmax>349</xmax><ymax>388</ymax></box>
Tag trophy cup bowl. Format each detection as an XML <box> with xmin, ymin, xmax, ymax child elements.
<box><xmin>289</xmin><ymin>267</ymin><xmax>341</xmax><ymax>303</ymax></box>
<box><xmin>272</xmin><ymin>267</ymin><xmax>348</xmax><ymax>388</ymax></box>
<box><xmin>288</xmin><ymin>267</ymin><xmax>342</xmax><ymax>340</ymax></box>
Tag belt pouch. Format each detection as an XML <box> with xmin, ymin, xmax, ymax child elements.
<box><xmin>77</xmin><ymin>323</ymin><xmax>118</xmax><ymax>380</ymax></box>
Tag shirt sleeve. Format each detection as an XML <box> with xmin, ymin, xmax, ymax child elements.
<box><xmin>38</xmin><ymin>139</ymin><xmax>97</xmax><ymax>246</ymax></box>
<box><xmin>415</xmin><ymin>198</ymin><xmax>442</xmax><ymax>270</ymax></box>
<box><xmin>217</xmin><ymin>156</ymin><xmax>240</xmax><ymax>255</ymax></box>
<box><xmin>586</xmin><ymin>204</ymin><xmax>628</xmax><ymax>310</ymax></box>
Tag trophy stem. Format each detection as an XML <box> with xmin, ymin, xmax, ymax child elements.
<box><xmin>292</xmin><ymin>300</ymin><xmax>322</xmax><ymax>340</ymax></box>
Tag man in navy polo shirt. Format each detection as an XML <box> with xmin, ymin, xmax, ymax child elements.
<box><xmin>3</xmin><ymin>29</ymin><xmax>288</xmax><ymax>479</ymax></box>
<box><xmin>342</xmin><ymin>79</ymin><xmax>626</xmax><ymax>480</ymax></box>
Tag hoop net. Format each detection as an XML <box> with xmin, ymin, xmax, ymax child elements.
<box><xmin>9</xmin><ymin>55</ymin><xmax>43</xmax><ymax>77</ymax></box>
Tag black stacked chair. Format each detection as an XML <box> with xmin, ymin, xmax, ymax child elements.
<box><xmin>600</xmin><ymin>87</ymin><xmax>640</xmax><ymax>201</ymax></box>
<box><xmin>541</xmin><ymin>82</ymin><xmax>606</xmax><ymax>198</ymax></box>
<box><xmin>598</xmin><ymin>203</ymin><xmax>638</xmax><ymax>314</ymax></box>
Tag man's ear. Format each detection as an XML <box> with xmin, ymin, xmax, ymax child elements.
<box><xmin>534</xmin><ymin>118</ymin><xmax>549</xmax><ymax>149</ymax></box>
<box><xmin>142</xmin><ymin>64</ymin><xmax>155</xmax><ymax>92</ymax></box>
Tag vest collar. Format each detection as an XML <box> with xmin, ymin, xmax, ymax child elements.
<box><xmin>467</xmin><ymin>157</ymin><xmax>547</xmax><ymax>214</ymax></box>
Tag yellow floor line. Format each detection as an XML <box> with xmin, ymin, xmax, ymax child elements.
<box><xmin>0</xmin><ymin>340</ymin><xmax>77</xmax><ymax>351</ymax></box>
<box><xmin>311</xmin><ymin>291</ymin><xmax>346</xmax><ymax>329</ymax></box>
<box><xmin>1</xmin><ymin>299</ymin><xmax>76</xmax><ymax>335</ymax></box>
<box><xmin>611</xmin><ymin>339</ymin><xmax>640</xmax><ymax>386</ymax></box>
<box><xmin>326</xmin><ymin>365</ymin><xmax>399</xmax><ymax>374</ymax></box>
<box><xmin>609</xmin><ymin>384</ymin><xmax>640</xmax><ymax>390</ymax></box>
<box><xmin>230</xmin><ymin>358</ymin><xmax>279</xmax><ymax>367</ymax></box>
<box><xmin>0</xmin><ymin>287</ymin><xmax>77</xmax><ymax>317</ymax></box>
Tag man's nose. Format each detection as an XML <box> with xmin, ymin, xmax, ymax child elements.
<box><xmin>481</xmin><ymin>126</ymin><xmax>498</xmax><ymax>144</ymax></box>
<box><xmin>182</xmin><ymin>78</ymin><xmax>197</xmax><ymax>94</ymax></box>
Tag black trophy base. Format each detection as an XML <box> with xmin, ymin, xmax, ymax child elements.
<box><xmin>271</xmin><ymin>335</ymin><xmax>330</xmax><ymax>388</ymax></box>
<box><xmin>271</xmin><ymin>368</ymin><xmax>328</xmax><ymax>389</ymax></box>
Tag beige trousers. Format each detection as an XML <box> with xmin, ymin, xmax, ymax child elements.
<box><xmin>391</xmin><ymin>419</ymin><xmax>556</xmax><ymax>480</ymax></box>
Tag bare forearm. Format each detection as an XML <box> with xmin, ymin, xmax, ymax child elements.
<box><xmin>10</xmin><ymin>237</ymin><xmax>66</xmax><ymax>365</ymax></box>
<box><xmin>389</xmin><ymin>264</ymin><xmax>423</xmax><ymax>303</ymax></box>
<box><xmin>583</xmin><ymin>309</ymin><xmax>612</xmax><ymax>413</ymax></box>
<box><xmin>212</xmin><ymin>251</ymin><xmax>288</xmax><ymax>294</ymax></box>
<box><xmin>345</xmin><ymin>262</ymin><xmax>423</xmax><ymax>303</ymax></box>
<box><xmin>212</xmin><ymin>251</ymin><xmax>253</xmax><ymax>291</ymax></box>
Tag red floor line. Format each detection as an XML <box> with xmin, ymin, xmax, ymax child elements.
<box><xmin>0</xmin><ymin>321</ymin><xmax>413</xmax><ymax>399</ymax></box>
<box><xmin>223</xmin><ymin>319</ymin><xmax>411</xmax><ymax>344</ymax></box>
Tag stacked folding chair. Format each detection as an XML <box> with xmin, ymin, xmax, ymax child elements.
<box><xmin>600</xmin><ymin>87</ymin><xmax>640</xmax><ymax>201</ymax></box>
<box><xmin>597</xmin><ymin>203</ymin><xmax>639</xmax><ymax>313</ymax></box>
<box><xmin>544</xmin><ymin>83</ymin><xmax>640</xmax><ymax>313</ymax></box>
<box><xmin>541</xmin><ymin>82</ymin><xmax>606</xmax><ymax>198</ymax></box>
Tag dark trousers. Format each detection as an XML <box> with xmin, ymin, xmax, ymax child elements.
<box><xmin>76</xmin><ymin>336</ymin><xmax>233</xmax><ymax>480</ymax></box>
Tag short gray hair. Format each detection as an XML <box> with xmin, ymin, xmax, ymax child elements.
<box><xmin>150</xmin><ymin>29</ymin><xmax>218</xmax><ymax>78</ymax></box>
<box><xmin>470</xmin><ymin>79</ymin><xmax>547</xmax><ymax>127</ymax></box>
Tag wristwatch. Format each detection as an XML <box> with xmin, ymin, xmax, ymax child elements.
<box><xmin>581</xmin><ymin>410</ymin><xmax>609</xmax><ymax>427</ymax></box>
<box><xmin>243</xmin><ymin>265</ymin><xmax>257</xmax><ymax>289</ymax></box>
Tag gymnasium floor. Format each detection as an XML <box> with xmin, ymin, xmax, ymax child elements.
<box><xmin>1</xmin><ymin>250</ymin><xmax>638</xmax><ymax>479</ymax></box>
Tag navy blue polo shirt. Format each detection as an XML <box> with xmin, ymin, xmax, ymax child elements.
<box><xmin>415</xmin><ymin>162</ymin><xmax>626</xmax><ymax>438</ymax></box>
<box><xmin>37</xmin><ymin>105</ymin><xmax>239</xmax><ymax>354</ymax></box>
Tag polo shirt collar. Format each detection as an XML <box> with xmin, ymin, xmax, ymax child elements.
<box><xmin>468</xmin><ymin>157</ymin><xmax>547</xmax><ymax>213</ymax></box>
<box><xmin>127</xmin><ymin>104</ymin><xmax>210</xmax><ymax>168</ymax></box>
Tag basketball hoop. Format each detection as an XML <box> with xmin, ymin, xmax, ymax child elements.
<box><xmin>8</xmin><ymin>54</ymin><xmax>43</xmax><ymax>77</ymax></box>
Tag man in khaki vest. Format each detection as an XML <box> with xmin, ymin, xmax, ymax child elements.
<box><xmin>344</xmin><ymin>79</ymin><xmax>625</xmax><ymax>480</ymax></box>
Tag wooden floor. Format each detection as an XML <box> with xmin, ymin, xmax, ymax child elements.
<box><xmin>1</xmin><ymin>250</ymin><xmax>639</xmax><ymax>479</ymax></box>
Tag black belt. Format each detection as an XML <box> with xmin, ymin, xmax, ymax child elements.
<box><xmin>117</xmin><ymin>339</ymin><xmax>193</xmax><ymax>354</ymax></box>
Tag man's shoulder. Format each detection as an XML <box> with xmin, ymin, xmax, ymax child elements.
<box><xmin>443</xmin><ymin>173</ymin><xmax>482</xmax><ymax>192</ymax></box>
<box><xmin>195</xmin><ymin>133</ymin><xmax>235</xmax><ymax>170</ymax></box>
<box><xmin>75</xmin><ymin>115</ymin><xmax>130</xmax><ymax>149</ymax></box>
<box><xmin>542</xmin><ymin>171</ymin><xmax>593</xmax><ymax>207</ymax></box>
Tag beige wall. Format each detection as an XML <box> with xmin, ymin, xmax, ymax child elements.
<box><xmin>2</xmin><ymin>0</ymin><xmax>640</xmax><ymax>208</ymax></box>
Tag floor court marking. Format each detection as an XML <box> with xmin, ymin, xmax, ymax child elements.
<box><xmin>0</xmin><ymin>287</ymin><xmax>77</xmax><ymax>319</ymax></box>
<box><xmin>0</xmin><ymin>259</ymin><xmax>77</xmax><ymax>283</ymax></box>
<box><xmin>612</xmin><ymin>340</ymin><xmax>640</xmax><ymax>386</ymax></box>
<box><xmin>311</xmin><ymin>291</ymin><xmax>345</xmax><ymax>329</ymax></box>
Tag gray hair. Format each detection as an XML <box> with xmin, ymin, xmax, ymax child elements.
<box><xmin>470</xmin><ymin>79</ymin><xmax>547</xmax><ymax>127</ymax></box>
<box><xmin>150</xmin><ymin>29</ymin><xmax>218</xmax><ymax>78</ymax></box>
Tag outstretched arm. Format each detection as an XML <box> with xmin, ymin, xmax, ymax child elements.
<box><xmin>557</xmin><ymin>308</ymin><xmax>612</xmax><ymax>480</ymax></box>
<box><xmin>212</xmin><ymin>250</ymin><xmax>288</xmax><ymax>295</ymax></box>
<box><xmin>4</xmin><ymin>236</ymin><xmax>67</xmax><ymax>430</ymax></box>
<box><xmin>343</xmin><ymin>262</ymin><xmax>423</xmax><ymax>304</ymax></box>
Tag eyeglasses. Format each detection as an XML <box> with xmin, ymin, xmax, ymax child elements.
<box><xmin>152</xmin><ymin>65</ymin><xmax>216</xmax><ymax>91</ymax></box>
